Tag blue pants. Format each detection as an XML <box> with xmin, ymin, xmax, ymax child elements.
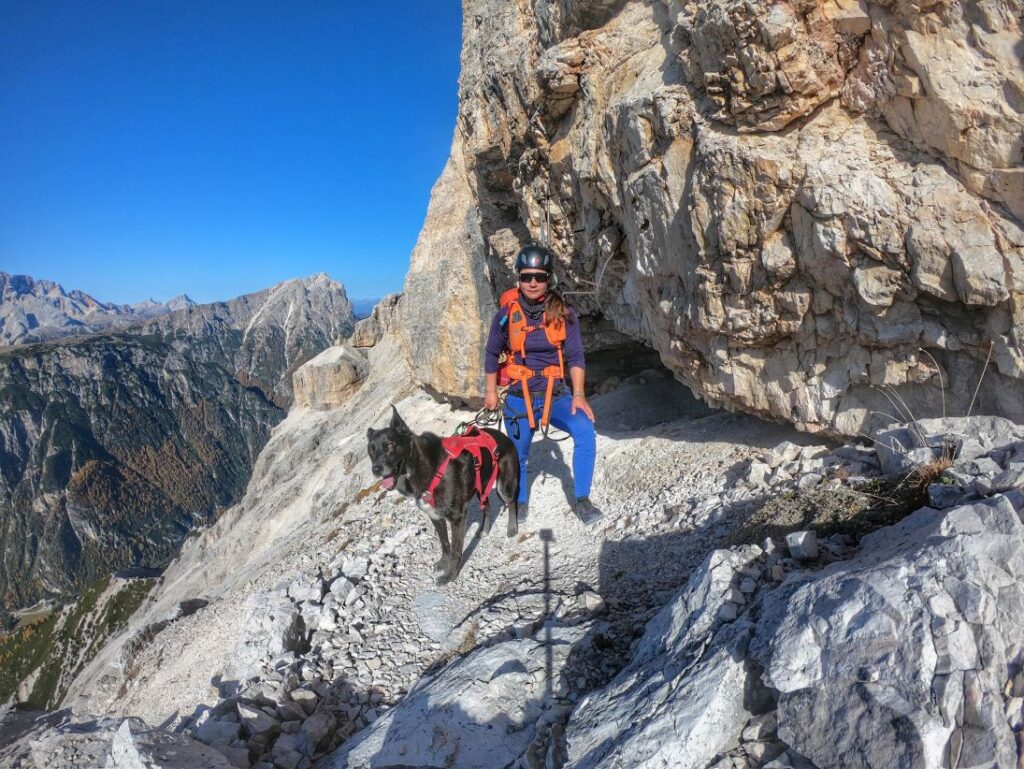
<box><xmin>503</xmin><ymin>392</ymin><xmax>596</xmax><ymax>504</ymax></box>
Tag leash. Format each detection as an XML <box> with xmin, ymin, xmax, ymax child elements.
<box><xmin>499</xmin><ymin>390</ymin><xmax>572</xmax><ymax>443</ymax></box>
<box><xmin>454</xmin><ymin>390</ymin><xmax>571</xmax><ymax>443</ymax></box>
<box><xmin>454</xmin><ymin>399</ymin><xmax>505</xmax><ymax>436</ymax></box>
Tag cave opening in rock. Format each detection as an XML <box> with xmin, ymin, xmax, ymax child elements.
<box><xmin>580</xmin><ymin>313</ymin><xmax>716</xmax><ymax>431</ymax></box>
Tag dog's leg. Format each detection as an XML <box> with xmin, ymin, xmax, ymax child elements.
<box><xmin>495</xmin><ymin>449</ymin><xmax>520</xmax><ymax>537</ymax></box>
<box><xmin>429</xmin><ymin>516</ymin><xmax>451</xmax><ymax>576</ymax></box>
<box><xmin>497</xmin><ymin>465</ymin><xmax>519</xmax><ymax>537</ymax></box>
<box><xmin>438</xmin><ymin>506</ymin><xmax>468</xmax><ymax>586</ymax></box>
<box><xmin>482</xmin><ymin>496</ymin><xmax>493</xmax><ymax>536</ymax></box>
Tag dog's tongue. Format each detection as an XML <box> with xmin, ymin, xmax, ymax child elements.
<box><xmin>380</xmin><ymin>475</ymin><xmax>396</xmax><ymax>491</ymax></box>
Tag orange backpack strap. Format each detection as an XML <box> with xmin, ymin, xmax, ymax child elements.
<box><xmin>505</xmin><ymin>299</ymin><xmax>529</xmax><ymax>357</ymax></box>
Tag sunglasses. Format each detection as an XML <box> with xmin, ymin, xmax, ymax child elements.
<box><xmin>518</xmin><ymin>272</ymin><xmax>550</xmax><ymax>284</ymax></box>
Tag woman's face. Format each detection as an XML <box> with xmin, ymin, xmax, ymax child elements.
<box><xmin>519</xmin><ymin>269</ymin><xmax>549</xmax><ymax>302</ymax></box>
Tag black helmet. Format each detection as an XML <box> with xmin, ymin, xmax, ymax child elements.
<box><xmin>515</xmin><ymin>243</ymin><xmax>554</xmax><ymax>273</ymax></box>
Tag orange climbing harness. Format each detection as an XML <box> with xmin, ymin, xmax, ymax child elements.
<box><xmin>495</xmin><ymin>288</ymin><xmax>566</xmax><ymax>430</ymax></box>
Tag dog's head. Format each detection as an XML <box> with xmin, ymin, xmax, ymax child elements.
<box><xmin>366</xmin><ymin>406</ymin><xmax>414</xmax><ymax>491</ymax></box>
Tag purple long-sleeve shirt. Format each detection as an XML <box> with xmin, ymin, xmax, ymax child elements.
<box><xmin>485</xmin><ymin>298</ymin><xmax>585</xmax><ymax>393</ymax></box>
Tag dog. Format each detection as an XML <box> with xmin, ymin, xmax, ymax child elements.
<box><xmin>366</xmin><ymin>406</ymin><xmax>520</xmax><ymax>585</ymax></box>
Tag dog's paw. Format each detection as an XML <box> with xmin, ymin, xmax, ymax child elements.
<box><xmin>435</xmin><ymin>572</ymin><xmax>453</xmax><ymax>586</ymax></box>
<box><xmin>506</xmin><ymin>519</ymin><xmax>518</xmax><ymax>538</ymax></box>
<box><xmin>432</xmin><ymin>556</ymin><xmax>450</xmax><ymax>575</ymax></box>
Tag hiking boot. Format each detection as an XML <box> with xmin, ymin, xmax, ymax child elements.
<box><xmin>573</xmin><ymin>497</ymin><xmax>603</xmax><ymax>525</ymax></box>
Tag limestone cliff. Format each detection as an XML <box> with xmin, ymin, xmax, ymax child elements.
<box><xmin>400</xmin><ymin>0</ymin><xmax>1024</xmax><ymax>435</ymax></box>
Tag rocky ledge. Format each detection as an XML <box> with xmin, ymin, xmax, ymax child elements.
<box><xmin>320</xmin><ymin>415</ymin><xmax>1024</xmax><ymax>769</ymax></box>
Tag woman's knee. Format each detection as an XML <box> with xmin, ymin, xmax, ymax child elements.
<box><xmin>570</xmin><ymin>414</ymin><xmax>596</xmax><ymax>446</ymax></box>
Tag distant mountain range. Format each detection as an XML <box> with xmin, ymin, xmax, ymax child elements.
<box><xmin>0</xmin><ymin>272</ymin><xmax>196</xmax><ymax>346</ymax></box>
<box><xmin>351</xmin><ymin>297</ymin><xmax>382</xmax><ymax>320</ymax></box>
<box><xmin>0</xmin><ymin>273</ymin><xmax>355</xmax><ymax>617</ymax></box>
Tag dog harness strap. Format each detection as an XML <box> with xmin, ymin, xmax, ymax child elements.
<box><xmin>473</xmin><ymin>428</ymin><xmax>501</xmax><ymax>504</ymax></box>
<box><xmin>423</xmin><ymin>452</ymin><xmax>456</xmax><ymax>509</ymax></box>
<box><xmin>422</xmin><ymin>427</ymin><xmax>501</xmax><ymax>509</ymax></box>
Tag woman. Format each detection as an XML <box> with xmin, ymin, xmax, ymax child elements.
<box><xmin>483</xmin><ymin>243</ymin><xmax>602</xmax><ymax>525</ymax></box>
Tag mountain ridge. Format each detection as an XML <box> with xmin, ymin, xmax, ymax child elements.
<box><xmin>0</xmin><ymin>273</ymin><xmax>355</xmax><ymax>617</ymax></box>
<box><xmin>0</xmin><ymin>272</ymin><xmax>197</xmax><ymax>347</ymax></box>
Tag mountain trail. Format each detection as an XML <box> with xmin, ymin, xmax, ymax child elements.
<box><xmin>64</xmin><ymin>348</ymin><xmax>813</xmax><ymax>733</ymax></box>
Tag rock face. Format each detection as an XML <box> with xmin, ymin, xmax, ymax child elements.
<box><xmin>0</xmin><ymin>271</ymin><xmax>195</xmax><ymax>346</ymax></box>
<box><xmin>0</xmin><ymin>713</ymin><xmax>232</xmax><ymax>768</ymax></box>
<box><xmin>399</xmin><ymin>0</ymin><xmax>1024</xmax><ymax>434</ymax></box>
<box><xmin>397</xmin><ymin>142</ymin><xmax>495</xmax><ymax>403</ymax></box>
<box><xmin>0</xmin><ymin>274</ymin><xmax>354</xmax><ymax>615</ymax></box>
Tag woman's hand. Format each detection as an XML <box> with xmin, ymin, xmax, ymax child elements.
<box><xmin>484</xmin><ymin>390</ymin><xmax>499</xmax><ymax>411</ymax></box>
<box><xmin>571</xmin><ymin>393</ymin><xmax>595</xmax><ymax>422</ymax></box>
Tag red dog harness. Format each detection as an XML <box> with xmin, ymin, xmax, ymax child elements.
<box><xmin>422</xmin><ymin>426</ymin><xmax>500</xmax><ymax>509</ymax></box>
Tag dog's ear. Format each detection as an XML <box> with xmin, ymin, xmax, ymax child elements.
<box><xmin>390</xmin><ymin>405</ymin><xmax>411</xmax><ymax>436</ymax></box>
<box><xmin>366</xmin><ymin>427</ymin><xmax>376</xmax><ymax>440</ymax></box>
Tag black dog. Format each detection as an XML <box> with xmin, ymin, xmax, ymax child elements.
<box><xmin>366</xmin><ymin>407</ymin><xmax>520</xmax><ymax>585</ymax></box>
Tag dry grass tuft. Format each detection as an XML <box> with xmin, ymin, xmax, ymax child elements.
<box><xmin>354</xmin><ymin>481</ymin><xmax>381</xmax><ymax>503</ymax></box>
<box><xmin>910</xmin><ymin>455</ymin><xmax>954</xmax><ymax>488</ymax></box>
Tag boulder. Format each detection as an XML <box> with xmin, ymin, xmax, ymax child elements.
<box><xmin>785</xmin><ymin>531</ymin><xmax>818</xmax><ymax>561</ymax></box>
<box><xmin>292</xmin><ymin>345</ymin><xmax>368</xmax><ymax>410</ymax></box>
<box><xmin>298</xmin><ymin>712</ymin><xmax>336</xmax><ymax>756</ymax></box>
<box><xmin>349</xmin><ymin>318</ymin><xmax>381</xmax><ymax>349</ymax></box>
<box><xmin>324</xmin><ymin>623</ymin><xmax>590</xmax><ymax>768</ymax></box>
<box><xmin>271</xmin><ymin>732</ymin><xmax>303</xmax><ymax>769</ymax></box>
<box><xmin>223</xmin><ymin>591</ymin><xmax>306</xmax><ymax>683</ymax></box>
<box><xmin>350</xmin><ymin>293</ymin><xmax>401</xmax><ymax>348</ymax></box>
<box><xmin>237</xmin><ymin>703</ymin><xmax>280</xmax><ymax>737</ymax></box>
<box><xmin>289</xmin><ymin>689</ymin><xmax>319</xmax><ymax>716</ymax></box>
<box><xmin>577</xmin><ymin>590</ymin><xmax>606</xmax><ymax>614</ymax></box>
<box><xmin>196</xmin><ymin>718</ymin><xmax>242</xmax><ymax>746</ymax></box>
<box><xmin>340</xmin><ymin>556</ymin><xmax>369</xmax><ymax>584</ymax></box>
<box><xmin>565</xmin><ymin>547</ymin><xmax>765</xmax><ymax>769</ymax></box>
<box><xmin>750</xmin><ymin>495</ymin><xmax>1024</xmax><ymax>769</ymax></box>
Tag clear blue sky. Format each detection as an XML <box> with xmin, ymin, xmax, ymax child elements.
<box><xmin>0</xmin><ymin>2</ymin><xmax>462</xmax><ymax>304</ymax></box>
